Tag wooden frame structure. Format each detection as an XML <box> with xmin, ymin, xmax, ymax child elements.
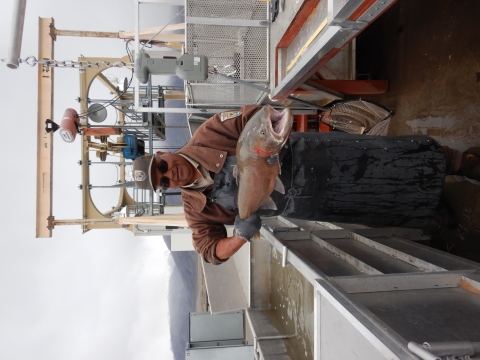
<box><xmin>36</xmin><ymin>18</ymin><xmax>55</xmax><ymax>238</ymax></box>
<box><xmin>35</xmin><ymin>18</ymin><xmax>188</xmax><ymax>238</ymax></box>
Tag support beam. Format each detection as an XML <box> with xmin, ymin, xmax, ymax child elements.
<box><xmin>5</xmin><ymin>0</ymin><xmax>27</xmax><ymax>69</ymax></box>
<box><xmin>119</xmin><ymin>214</ymin><xmax>188</xmax><ymax>226</ymax></box>
<box><xmin>52</xmin><ymin>29</ymin><xmax>119</xmax><ymax>39</ymax></box>
<box><xmin>52</xmin><ymin>23</ymin><xmax>186</xmax><ymax>42</ymax></box>
<box><xmin>36</xmin><ymin>18</ymin><xmax>55</xmax><ymax>238</ymax></box>
<box><xmin>119</xmin><ymin>23</ymin><xmax>185</xmax><ymax>39</ymax></box>
<box><xmin>96</xmin><ymin>72</ymin><xmax>121</xmax><ymax>95</ymax></box>
<box><xmin>138</xmin><ymin>0</ymin><xmax>184</xmax><ymax>4</ymax></box>
<box><xmin>51</xmin><ymin>218</ymin><xmax>116</xmax><ymax>227</ymax></box>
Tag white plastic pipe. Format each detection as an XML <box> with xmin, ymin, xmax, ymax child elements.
<box><xmin>6</xmin><ymin>0</ymin><xmax>28</xmax><ymax>69</ymax></box>
<box><xmin>423</xmin><ymin>341</ymin><xmax>478</xmax><ymax>357</ymax></box>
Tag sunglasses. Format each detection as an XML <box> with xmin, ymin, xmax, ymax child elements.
<box><xmin>157</xmin><ymin>158</ymin><xmax>170</xmax><ymax>190</ymax></box>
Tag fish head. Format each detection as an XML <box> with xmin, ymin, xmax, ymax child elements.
<box><xmin>246</xmin><ymin>105</ymin><xmax>293</xmax><ymax>157</ymax></box>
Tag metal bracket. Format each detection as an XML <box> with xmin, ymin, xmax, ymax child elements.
<box><xmin>49</xmin><ymin>23</ymin><xmax>56</xmax><ymax>41</ymax></box>
<box><xmin>47</xmin><ymin>215</ymin><xmax>55</xmax><ymax>230</ymax></box>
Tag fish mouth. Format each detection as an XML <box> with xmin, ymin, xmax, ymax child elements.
<box><xmin>266</xmin><ymin>105</ymin><xmax>293</xmax><ymax>141</ymax></box>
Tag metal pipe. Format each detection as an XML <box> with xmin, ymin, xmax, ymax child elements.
<box><xmin>5</xmin><ymin>0</ymin><xmax>28</xmax><ymax>69</ymax></box>
<box><xmin>286</xmin><ymin>96</ymin><xmax>328</xmax><ymax>111</ymax></box>
<box><xmin>89</xmin><ymin>161</ymin><xmax>132</xmax><ymax>165</ymax></box>
<box><xmin>86</xmin><ymin>124</ymin><xmax>176</xmax><ymax>128</ymax></box>
<box><xmin>407</xmin><ymin>342</ymin><xmax>441</xmax><ymax>360</ymax></box>
<box><xmin>423</xmin><ymin>341</ymin><xmax>478</xmax><ymax>357</ymax></box>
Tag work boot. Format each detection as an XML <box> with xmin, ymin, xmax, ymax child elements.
<box><xmin>457</xmin><ymin>153</ymin><xmax>480</xmax><ymax>181</ymax></box>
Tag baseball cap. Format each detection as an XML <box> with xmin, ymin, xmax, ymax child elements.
<box><xmin>132</xmin><ymin>155</ymin><xmax>155</xmax><ymax>190</ymax></box>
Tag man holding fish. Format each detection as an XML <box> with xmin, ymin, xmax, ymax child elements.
<box><xmin>133</xmin><ymin>105</ymin><xmax>480</xmax><ymax>265</ymax></box>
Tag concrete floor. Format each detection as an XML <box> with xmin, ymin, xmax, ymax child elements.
<box><xmin>356</xmin><ymin>0</ymin><xmax>480</xmax><ymax>262</ymax></box>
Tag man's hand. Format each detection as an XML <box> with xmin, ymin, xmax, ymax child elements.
<box><xmin>234</xmin><ymin>213</ymin><xmax>261</xmax><ymax>241</ymax></box>
<box><xmin>215</xmin><ymin>214</ymin><xmax>262</xmax><ymax>261</ymax></box>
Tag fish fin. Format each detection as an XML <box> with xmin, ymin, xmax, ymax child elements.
<box><xmin>274</xmin><ymin>177</ymin><xmax>285</xmax><ymax>194</ymax></box>
<box><xmin>259</xmin><ymin>196</ymin><xmax>277</xmax><ymax>210</ymax></box>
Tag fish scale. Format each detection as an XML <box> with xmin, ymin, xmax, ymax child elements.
<box><xmin>235</xmin><ymin>105</ymin><xmax>294</xmax><ymax>220</ymax></box>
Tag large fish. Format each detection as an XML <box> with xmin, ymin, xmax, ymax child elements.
<box><xmin>235</xmin><ymin>105</ymin><xmax>293</xmax><ymax>220</ymax></box>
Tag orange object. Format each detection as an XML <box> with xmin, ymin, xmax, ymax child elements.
<box><xmin>294</xmin><ymin>115</ymin><xmax>308</xmax><ymax>132</ymax></box>
<box><xmin>59</xmin><ymin>108</ymin><xmax>80</xmax><ymax>143</ymax></box>
<box><xmin>319</xmin><ymin>121</ymin><xmax>333</xmax><ymax>132</ymax></box>
<box><xmin>83</xmin><ymin>128</ymin><xmax>122</xmax><ymax>136</ymax></box>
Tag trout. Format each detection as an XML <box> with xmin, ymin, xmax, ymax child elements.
<box><xmin>235</xmin><ymin>105</ymin><xmax>293</xmax><ymax>220</ymax></box>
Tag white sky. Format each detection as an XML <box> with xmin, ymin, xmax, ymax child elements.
<box><xmin>0</xmin><ymin>1</ymin><xmax>179</xmax><ymax>359</ymax></box>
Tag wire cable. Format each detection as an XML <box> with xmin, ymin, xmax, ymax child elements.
<box><xmin>141</xmin><ymin>7</ymin><xmax>185</xmax><ymax>50</ymax></box>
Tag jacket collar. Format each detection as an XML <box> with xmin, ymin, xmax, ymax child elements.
<box><xmin>178</xmin><ymin>146</ymin><xmax>227</xmax><ymax>174</ymax></box>
<box><xmin>181</xmin><ymin>187</ymin><xmax>207</xmax><ymax>212</ymax></box>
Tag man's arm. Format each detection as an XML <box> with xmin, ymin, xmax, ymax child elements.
<box><xmin>184</xmin><ymin>199</ymin><xmax>237</xmax><ymax>265</ymax></box>
<box><xmin>215</xmin><ymin>236</ymin><xmax>247</xmax><ymax>260</ymax></box>
<box><xmin>184</xmin><ymin>202</ymin><xmax>260</xmax><ymax>264</ymax></box>
<box><xmin>215</xmin><ymin>213</ymin><xmax>262</xmax><ymax>259</ymax></box>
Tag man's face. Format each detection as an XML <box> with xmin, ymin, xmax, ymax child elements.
<box><xmin>151</xmin><ymin>152</ymin><xmax>197</xmax><ymax>190</ymax></box>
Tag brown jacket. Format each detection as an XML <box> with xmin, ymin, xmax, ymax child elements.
<box><xmin>178</xmin><ymin>105</ymin><xmax>261</xmax><ymax>265</ymax></box>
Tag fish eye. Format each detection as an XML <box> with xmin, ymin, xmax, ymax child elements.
<box><xmin>260</xmin><ymin>130</ymin><xmax>266</xmax><ymax>135</ymax></box>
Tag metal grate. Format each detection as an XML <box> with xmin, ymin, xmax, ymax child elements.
<box><xmin>188</xmin><ymin>83</ymin><xmax>267</xmax><ymax>105</ymax></box>
<box><xmin>186</xmin><ymin>0</ymin><xmax>267</xmax><ymax>20</ymax></box>
<box><xmin>187</xmin><ymin>24</ymin><xmax>268</xmax><ymax>82</ymax></box>
<box><xmin>186</xmin><ymin>0</ymin><xmax>268</xmax><ymax>107</ymax></box>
